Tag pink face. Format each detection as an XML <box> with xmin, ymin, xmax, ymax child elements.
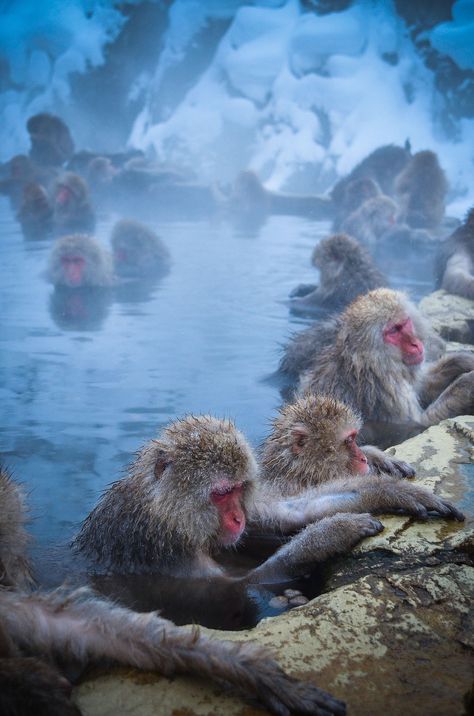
<box><xmin>56</xmin><ymin>185</ymin><xmax>73</xmax><ymax>206</ymax></box>
<box><xmin>210</xmin><ymin>481</ymin><xmax>246</xmax><ymax>546</ymax></box>
<box><xmin>342</xmin><ymin>429</ymin><xmax>369</xmax><ymax>475</ymax></box>
<box><xmin>383</xmin><ymin>316</ymin><xmax>424</xmax><ymax>366</ymax></box>
<box><xmin>61</xmin><ymin>255</ymin><xmax>86</xmax><ymax>287</ymax></box>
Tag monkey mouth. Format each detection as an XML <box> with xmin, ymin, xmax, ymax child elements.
<box><xmin>403</xmin><ymin>351</ymin><xmax>424</xmax><ymax>366</ymax></box>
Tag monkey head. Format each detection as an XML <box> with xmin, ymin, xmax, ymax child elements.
<box><xmin>361</xmin><ymin>196</ymin><xmax>397</xmax><ymax>235</ymax></box>
<box><xmin>312</xmin><ymin>233</ymin><xmax>361</xmax><ymax>272</ymax></box>
<box><xmin>48</xmin><ymin>234</ymin><xmax>113</xmax><ymax>289</ymax></box>
<box><xmin>111</xmin><ymin>219</ymin><xmax>169</xmax><ymax>277</ymax></box>
<box><xmin>261</xmin><ymin>394</ymin><xmax>368</xmax><ymax>493</ymax></box>
<box><xmin>54</xmin><ymin>173</ymin><xmax>89</xmax><ymax>209</ymax></box>
<box><xmin>130</xmin><ymin>416</ymin><xmax>258</xmax><ymax>551</ymax></box>
<box><xmin>341</xmin><ymin>288</ymin><xmax>425</xmax><ymax>367</ymax></box>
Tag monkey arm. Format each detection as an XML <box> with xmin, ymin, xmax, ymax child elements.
<box><xmin>248</xmin><ymin>513</ymin><xmax>383</xmax><ymax>583</ymax></box>
<box><xmin>0</xmin><ymin>657</ymin><xmax>80</xmax><ymax>716</ymax></box>
<box><xmin>420</xmin><ymin>369</ymin><xmax>474</xmax><ymax>426</ymax></box>
<box><xmin>361</xmin><ymin>445</ymin><xmax>415</xmax><ymax>478</ymax></box>
<box><xmin>302</xmin><ymin>476</ymin><xmax>464</xmax><ymax>522</ymax></box>
<box><xmin>417</xmin><ymin>353</ymin><xmax>474</xmax><ymax>407</ymax></box>
<box><xmin>441</xmin><ymin>250</ymin><xmax>474</xmax><ymax>299</ymax></box>
<box><xmin>0</xmin><ymin>587</ymin><xmax>345</xmax><ymax>716</ymax></box>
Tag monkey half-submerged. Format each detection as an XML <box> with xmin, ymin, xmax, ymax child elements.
<box><xmin>0</xmin><ymin>465</ymin><xmax>344</xmax><ymax>716</ymax></box>
<box><xmin>75</xmin><ymin>414</ymin><xmax>462</xmax><ymax>586</ymax></box>
<box><xmin>291</xmin><ymin>288</ymin><xmax>474</xmax><ymax>431</ymax></box>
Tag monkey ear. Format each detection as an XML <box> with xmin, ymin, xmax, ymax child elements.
<box><xmin>154</xmin><ymin>447</ymin><xmax>172</xmax><ymax>479</ymax></box>
<box><xmin>291</xmin><ymin>426</ymin><xmax>309</xmax><ymax>455</ymax></box>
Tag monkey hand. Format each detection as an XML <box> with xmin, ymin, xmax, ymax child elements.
<box><xmin>295</xmin><ymin>513</ymin><xmax>384</xmax><ymax>563</ymax></box>
<box><xmin>289</xmin><ymin>283</ymin><xmax>318</xmax><ymax>299</ymax></box>
<box><xmin>363</xmin><ymin>445</ymin><xmax>415</xmax><ymax>479</ymax></box>
<box><xmin>250</xmin><ymin>660</ymin><xmax>346</xmax><ymax>716</ymax></box>
<box><xmin>374</xmin><ymin>481</ymin><xmax>465</xmax><ymax>521</ymax></box>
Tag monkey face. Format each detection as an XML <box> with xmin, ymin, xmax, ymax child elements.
<box><xmin>340</xmin><ymin>428</ymin><xmax>369</xmax><ymax>475</ymax></box>
<box><xmin>383</xmin><ymin>316</ymin><xmax>424</xmax><ymax>366</ymax></box>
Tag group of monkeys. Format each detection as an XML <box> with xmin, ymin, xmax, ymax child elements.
<box><xmin>1</xmin><ymin>113</ymin><xmax>474</xmax><ymax>715</ymax></box>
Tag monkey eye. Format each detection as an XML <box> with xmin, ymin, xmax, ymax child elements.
<box><xmin>385</xmin><ymin>320</ymin><xmax>406</xmax><ymax>335</ymax></box>
<box><xmin>344</xmin><ymin>431</ymin><xmax>357</xmax><ymax>446</ymax></box>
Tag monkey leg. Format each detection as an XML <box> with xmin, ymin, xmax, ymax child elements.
<box><xmin>420</xmin><ymin>369</ymin><xmax>474</xmax><ymax>426</ymax></box>
<box><xmin>249</xmin><ymin>512</ymin><xmax>383</xmax><ymax>584</ymax></box>
<box><xmin>0</xmin><ymin>587</ymin><xmax>345</xmax><ymax>716</ymax></box>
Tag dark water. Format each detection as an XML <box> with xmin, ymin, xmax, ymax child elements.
<box><xmin>0</xmin><ymin>199</ymin><xmax>436</xmax><ymax>625</ymax></box>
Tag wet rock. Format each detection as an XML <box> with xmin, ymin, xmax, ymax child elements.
<box><xmin>268</xmin><ymin>595</ymin><xmax>288</xmax><ymax>608</ymax></box>
<box><xmin>74</xmin><ymin>417</ymin><xmax>474</xmax><ymax>716</ymax></box>
<box><xmin>420</xmin><ymin>289</ymin><xmax>474</xmax><ymax>344</ymax></box>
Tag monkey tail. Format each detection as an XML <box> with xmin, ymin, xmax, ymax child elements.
<box><xmin>0</xmin><ymin>586</ymin><xmax>344</xmax><ymax>716</ymax></box>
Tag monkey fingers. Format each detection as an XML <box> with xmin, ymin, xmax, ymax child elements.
<box><xmin>377</xmin><ymin>482</ymin><xmax>465</xmax><ymax>521</ymax></box>
<box><xmin>363</xmin><ymin>446</ymin><xmax>416</xmax><ymax>479</ymax></box>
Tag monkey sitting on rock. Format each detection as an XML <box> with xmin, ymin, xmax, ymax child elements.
<box><xmin>0</xmin><ymin>466</ymin><xmax>345</xmax><ymax>716</ymax></box>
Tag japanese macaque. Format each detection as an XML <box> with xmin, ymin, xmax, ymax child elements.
<box><xmin>47</xmin><ymin>235</ymin><xmax>114</xmax><ymax>289</ymax></box>
<box><xmin>229</xmin><ymin>171</ymin><xmax>334</xmax><ymax>222</ymax></box>
<box><xmin>27</xmin><ymin>113</ymin><xmax>75</xmax><ymax>167</ymax></box>
<box><xmin>298</xmin><ymin>288</ymin><xmax>474</xmax><ymax>430</ymax></box>
<box><xmin>53</xmin><ymin>172</ymin><xmax>96</xmax><ymax>235</ymax></box>
<box><xmin>330</xmin><ymin>144</ymin><xmax>411</xmax><ymax>208</ymax></box>
<box><xmin>289</xmin><ymin>234</ymin><xmax>387</xmax><ymax>315</ymax></box>
<box><xmin>0</xmin><ymin>155</ymin><xmax>54</xmax><ymax>211</ymax></box>
<box><xmin>341</xmin><ymin>195</ymin><xmax>398</xmax><ymax>245</ymax></box>
<box><xmin>255</xmin><ymin>394</ymin><xmax>463</xmax><ymax>527</ymax></box>
<box><xmin>260</xmin><ymin>396</ymin><xmax>418</xmax><ymax>493</ymax></box>
<box><xmin>111</xmin><ymin>218</ymin><xmax>170</xmax><ymax>279</ymax></box>
<box><xmin>75</xmin><ymin>414</ymin><xmax>462</xmax><ymax>589</ymax></box>
<box><xmin>436</xmin><ymin>207</ymin><xmax>474</xmax><ymax>299</ymax></box>
<box><xmin>16</xmin><ymin>182</ymin><xmax>53</xmax><ymax>240</ymax></box>
<box><xmin>0</xmin><ymin>471</ymin><xmax>344</xmax><ymax>716</ymax></box>
<box><xmin>394</xmin><ymin>150</ymin><xmax>448</xmax><ymax>229</ymax></box>
<box><xmin>332</xmin><ymin>177</ymin><xmax>381</xmax><ymax>230</ymax></box>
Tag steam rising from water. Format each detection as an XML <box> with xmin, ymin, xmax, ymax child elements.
<box><xmin>1</xmin><ymin>0</ymin><xmax>474</xmax><ymax>209</ymax></box>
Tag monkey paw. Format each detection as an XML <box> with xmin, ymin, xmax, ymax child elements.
<box><xmin>364</xmin><ymin>446</ymin><xmax>416</xmax><ymax>479</ymax></box>
<box><xmin>394</xmin><ymin>484</ymin><xmax>465</xmax><ymax>521</ymax></box>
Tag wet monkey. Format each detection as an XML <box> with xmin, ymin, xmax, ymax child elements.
<box><xmin>394</xmin><ymin>149</ymin><xmax>448</xmax><ymax>229</ymax></box>
<box><xmin>47</xmin><ymin>234</ymin><xmax>114</xmax><ymax>289</ymax></box>
<box><xmin>75</xmin><ymin>415</ymin><xmax>461</xmax><ymax>585</ymax></box>
<box><xmin>0</xmin><ymin>467</ymin><xmax>344</xmax><ymax>716</ymax></box>
<box><xmin>53</xmin><ymin>172</ymin><xmax>96</xmax><ymax>235</ymax></box>
<box><xmin>299</xmin><ymin>288</ymin><xmax>474</xmax><ymax>430</ymax></box>
<box><xmin>260</xmin><ymin>395</ymin><xmax>417</xmax><ymax>494</ymax></box>
<box><xmin>340</xmin><ymin>195</ymin><xmax>398</xmax><ymax>245</ymax></box>
<box><xmin>111</xmin><ymin>218</ymin><xmax>170</xmax><ymax>279</ymax></box>
<box><xmin>436</xmin><ymin>207</ymin><xmax>474</xmax><ymax>300</ymax></box>
<box><xmin>16</xmin><ymin>182</ymin><xmax>53</xmax><ymax>240</ymax></box>
<box><xmin>289</xmin><ymin>233</ymin><xmax>387</xmax><ymax>314</ymax></box>
<box><xmin>27</xmin><ymin>113</ymin><xmax>75</xmax><ymax>167</ymax></box>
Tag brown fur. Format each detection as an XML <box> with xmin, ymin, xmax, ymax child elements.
<box><xmin>74</xmin><ymin>416</ymin><xmax>258</xmax><ymax>574</ymax></box>
<box><xmin>341</xmin><ymin>196</ymin><xmax>398</xmax><ymax>245</ymax></box>
<box><xmin>47</xmin><ymin>234</ymin><xmax>114</xmax><ymax>288</ymax></box>
<box><xmin>0</xmin><ymin>463</ymin><xmax>345</xmax><ymax>716</ymax></box>
<box><xmin>290</xmin><ymin>234</ymin><xmax>387</xmax><ymax>313</ymax></box>
<box><xmin>437</xmin><ymin>207</ymin><xmax>474</xmax><ymax>299</ymax></box>
<box><xmin>16</xmin><ymin>182</ymin><xmax>53</xmax><ymax>239</ymax></box>
<box><xmin>0</xmin><ymin>467</ymin><xmax>33</xmax><ymax>589</ymax></box>
<box><xmin>298</xmin><ymin>288</ymin><xmax>474</xmax><ymax>427</ymax></box>
<box><xmin>27</xmin><ymin>113</ymin><xmax>75</xmax><ymax>167</ymax></box>
<box><xmin>395</xmin><ymin>150</ymin><xmax>448</xmax><ymax>229</ymax></box>
<box><xmin>111</xmin><ymin>218</ymin><xmax>170</xmax><ymax>278</ymax></box>
<box><xmin>53</xmin><ymin>172</ymin><xmax>96</xmax><ymax>235</ymax></box>
<box><xmin>332</xmin><ymin>177</ymin><xmax>381</xmax><ymax>230</ymax></box>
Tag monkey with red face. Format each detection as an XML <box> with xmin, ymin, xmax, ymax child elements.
<box><xmin>53</xmin><ymin>173</ymin><xmax>96</xmax><ymax>235</ymax></box>
<box><xmin>47</xmin><ymin>235</ymin><xmax>114</xmax><ymax>289</ymax></box>
<box><xmin>0</xmin><ymin>466</ymin><xmax>345</xmax><ymax>716</ymax></box>
<box><xmin>297</xmin><ymin>289</ymin><xmax>474</xmax><ymax>435</ymax></box>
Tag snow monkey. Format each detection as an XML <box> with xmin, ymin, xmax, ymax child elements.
<box><xmin>16</xmin><ymin>182</ymin><xmax>53</xmax><ymax>240</ymax></box>
<box><xmin>0</xmin><ymin>466</ymin><xmax>344</xmax><ymax>716</ymax></box>
<box><xmin>436</xmin><ymin>207</ymin><xmax>474</xmax><ymax>300</ymax></box>
<box><xmin>27</xmin><ymin>112</ymin><xmax>75</xmax><ymax>167</ymax></box>
<box><xmin>47</xmin><ymin>234</ymin><xmax>114</xmax><ymax>289</ymax></box>
<box><xmin>52</xmin><ymin>172</ymin><xmax>96</xmax><ymax>235</ymax></box>
<box><xmin>299</xmin><ymin>288</ymin><xmax>474</xmax><ymax>428</ymax></box>
<box><xmin>110</xmin><ymin>218</ymin><xmax>170</xmax><ymax>279</ymax></box>
<box><xmin>75</xmin><ymin>414</ymin><xmax>462</xmax><ymax>587</ymax></box>
<box><xmin>394</xmin><ymin>149</ymin><xmax>448</xmax><ymax>229</ymax></box>
<box><xmin>289</xmin><ymin>233</ymin><xmax>387</xmax><ymax>315</ymax></box>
